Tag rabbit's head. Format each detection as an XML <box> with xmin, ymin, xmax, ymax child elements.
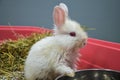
<box><xmin>53</xmin><ymin>3</ymin><xmax>88</xmax><ymax>49</ymax></box>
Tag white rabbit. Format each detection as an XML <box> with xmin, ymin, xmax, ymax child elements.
<box><xmin>24</xmin><ymin>3</ymin><xmax>88</xmax><ymax>80</ymax></box>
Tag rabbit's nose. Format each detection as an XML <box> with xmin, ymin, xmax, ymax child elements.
<box><xmin>83</xmin><ymin>41</ymin><xmax>86</xmax><ymax>46</ymax></box>
<box><xmin>81</xmin><ymin>39</ymin><xmax>87</xmax><ymax>47</ymax></box>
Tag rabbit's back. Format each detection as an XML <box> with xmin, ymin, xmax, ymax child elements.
<box><xmin>24</xmin><ymin>36</ymin><xmax>64</xmax><ymax>80</ymax></box>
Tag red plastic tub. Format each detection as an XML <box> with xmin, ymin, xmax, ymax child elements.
<box><xmin>0</xmin><ymin>26</ymin><xmax>120</xmax><ymax>71</ymax></box>
<box><xmin>0</xmin><ymin>26</ymin><xmax>51</xmax><ymax>41</ymax></box>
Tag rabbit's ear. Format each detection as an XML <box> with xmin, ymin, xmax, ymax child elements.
<box><xmin>59</xmin><ymin>3</ymin><xmax>68</xmax><ymax>17</ymax></box>
<box><xmin>53</xmin><ymin>5</ymin><xmax>66</xmax><ymax>27</ymax></box>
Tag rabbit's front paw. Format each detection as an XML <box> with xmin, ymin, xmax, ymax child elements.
<box><xmin>65</xmin><ymin>70</ymin><xmax>75</xmax><ymax>77</ymax></box>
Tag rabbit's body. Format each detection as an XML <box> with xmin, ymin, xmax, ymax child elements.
<box><xmin>25</xmin><ymin>35</ymin><xmax>80</xmax><ymax>80</ymax></box>
<box><xmin>24</xmin><ymin>3</ymin><xmax>88</xmax><ymax>80</ymax></box>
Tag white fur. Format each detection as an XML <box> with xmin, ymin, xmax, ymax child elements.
<box><xmin>24</xmin><ymin>3</ymin><xmax>88</xmax><ymax>80</ymax></box>
<box><xmin>24</xmin><ymin>35</ymin><xmax>77</xmax><ymax>79</ymax></box>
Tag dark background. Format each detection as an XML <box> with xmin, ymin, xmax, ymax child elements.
<box><xmin>0</xmin><ymin>0</ymin><xmax>120</xmax><ymax>43</ymax></box>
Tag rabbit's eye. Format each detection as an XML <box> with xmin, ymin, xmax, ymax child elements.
<box><xmin>69</xmin><ymin>32</ymin><xmax>76</xmax><ymax>37</ymax></box>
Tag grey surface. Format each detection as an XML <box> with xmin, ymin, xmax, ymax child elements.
<box><xmin>0</xmin><ymin>0</ymin><xmax>120</xmax><ymax>43</ymax></box>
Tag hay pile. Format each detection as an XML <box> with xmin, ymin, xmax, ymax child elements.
<box><xmin>0</xmin><ymin>32</ymin><xmax>51</xmax><ymax>80</ymax></box>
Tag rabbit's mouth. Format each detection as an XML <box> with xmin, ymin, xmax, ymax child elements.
<box><xmin>75</xmin><ymin>39</ymin><xmax>87</xmax><ymax>48</ymax></box>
